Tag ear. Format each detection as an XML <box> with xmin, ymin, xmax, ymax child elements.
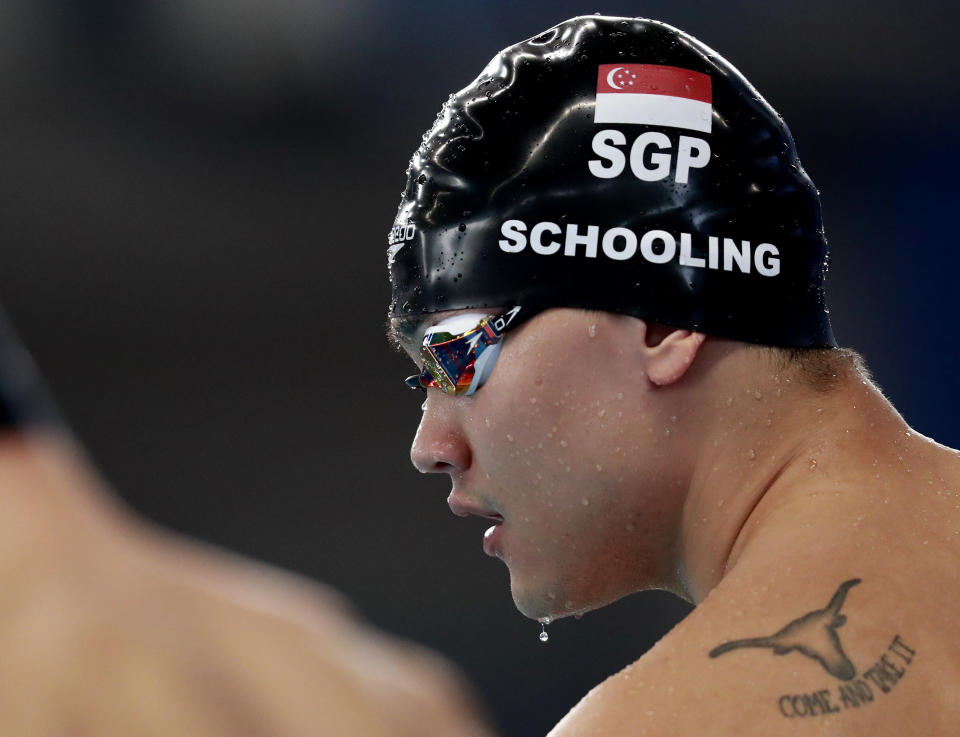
<box><xmin>644</xmin><ymin>328</ymin><xmax>707</xmax><ymax>386</ymax></box>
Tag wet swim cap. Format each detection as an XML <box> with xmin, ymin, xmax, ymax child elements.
<box><xmin>388</xmin><ymin>16</ymin><xmax>836</xmax><ymax>348</ymax></box>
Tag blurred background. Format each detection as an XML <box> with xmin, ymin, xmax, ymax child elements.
<box><xmin>0</xmin><ymin>2</ymin><xmax>956</xmax><ymax>735</ymax></box>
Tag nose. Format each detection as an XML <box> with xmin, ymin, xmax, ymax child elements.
<box><xmin>410</xmin><ymin>395</ymin><xmax>472</xmax><ymax>475</ymax></box>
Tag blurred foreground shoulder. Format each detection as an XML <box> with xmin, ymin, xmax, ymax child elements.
<box><xmin>113</xmin><ymin>523</ymin><xmax>497</xmax><ymax>737</ymax></box>
<box><xmin>0</xmin><ymin>432</ymin><xmax>494</xmax><ymax>737</ymax></box>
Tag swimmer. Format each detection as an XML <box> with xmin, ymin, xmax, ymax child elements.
<box><xmin>387</xmin><ymin>16</ymin><xmax>960</xmax><ymax>735</ymax></box>
<box><xmin>0</xmin><ymin>310</ymin><xmax>492</xmax><ymax>736</ymax></box>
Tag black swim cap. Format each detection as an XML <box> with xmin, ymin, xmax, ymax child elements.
<box><xmin>388</xmin><ymin>16</ymin><xmax>836</xmax><ymax>348</ymax></box>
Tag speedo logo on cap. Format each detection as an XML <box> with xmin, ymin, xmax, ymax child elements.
<box><xmin>590</xmin><ymin>64</ymin><xmax>712</xmax><ymax>183</ymax></box>
<box><xmin>387</xmin><ymin>221</ymin><xmax>416</xmax><ymax>267</ymax></box>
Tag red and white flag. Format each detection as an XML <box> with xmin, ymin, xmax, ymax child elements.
<box><xmin>595</xmin><ymin>64</ymin><xmax>712</xmax><ymax>133</ymax></box>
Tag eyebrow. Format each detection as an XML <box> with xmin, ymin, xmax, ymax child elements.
<box><xmin>384</xmin><ymin>316</ymin><xmax>421</xmax><ymax>353</ymax></box>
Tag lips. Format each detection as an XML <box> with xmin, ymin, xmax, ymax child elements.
<box><xmin>447</xmin><ymin>492</ymin><xmax>504</xmax><ymax>557</ymax></box>
<box><xmin>482</xmin><ymin>523</ymin><xmax>504</xmax><ymax>557</ymax></box>
<box><xmin>447</xmin><ymin>493</ymin><xmax>502</xmax><ymax>521</ymax></box>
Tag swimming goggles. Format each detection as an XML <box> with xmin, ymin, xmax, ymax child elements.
<box><xmin>405</xmin><ymin>306</ymin><xmax>522</xmax><ymax>395</ymax></box>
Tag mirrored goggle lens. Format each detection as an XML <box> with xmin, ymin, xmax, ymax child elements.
<box><xmin>405</xmin><ymin>307</ymin><xmax>520</xmax><ymax>395</ymax></box>
<box><xmin>420</xmin><ymin>317</ymin><xmax>500</xmax><ymax>394</ymax></box>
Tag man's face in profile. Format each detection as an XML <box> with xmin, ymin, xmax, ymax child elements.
<box><xmin>397</xmin><ymin>307</ymin><xmax>687</xmax><ymax>621</ymax></box>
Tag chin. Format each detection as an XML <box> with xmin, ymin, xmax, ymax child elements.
<box><xmin>509</xmin><ymin>577</ymin><xmax>598</xmax><ymax>622</ymax></box>
<box><xmin>509</xmin><ymin>567</ymin><xmax>644</xmax><ymax>622</ymax></box>
<box><xmin>508</xmin><ymin>573</ymin><xmax>558</xmax><ymax>620</ymax></box>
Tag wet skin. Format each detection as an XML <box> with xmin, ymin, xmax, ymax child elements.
<box><xmin>395</xmin><ymin>308</ymin><xmax>960</xmax><ymax>735</ymax></box>
<box><xmin>396</xmin><ymin>308</ymin><xmax>688</xmax><ymax>620</ymax></box>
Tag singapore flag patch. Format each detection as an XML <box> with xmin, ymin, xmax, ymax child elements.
<box><xmin>594</xmin><ymin>64</ymin><xmax>712</xmax><ymax>133</ymax></box>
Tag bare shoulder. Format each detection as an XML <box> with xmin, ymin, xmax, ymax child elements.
<box><xmin>133</xmin><ymin>529</ymin><xmax>494</xmax><ymax>737</ymax></box>
<box><xmin>0</xmin><ymin>524</ymin><xmax>491</xmax><ymax>737</ymax></box>
<box><xmin>550</xmin><ymin>543</ymin><xmax>959</xmax><ymax>736</ymax></box>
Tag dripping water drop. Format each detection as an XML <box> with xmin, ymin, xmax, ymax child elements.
<box><xmin>538</xmin><ymin>617</ymin><xmax>551</xmax><ymax>643</ymax></box>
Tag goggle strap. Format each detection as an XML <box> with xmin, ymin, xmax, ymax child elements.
<box><xmin>488</xmin><ymin>305</ymin><xmax>521</xmax><ymax>336</ymax></box>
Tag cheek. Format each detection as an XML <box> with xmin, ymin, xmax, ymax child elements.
<box><xmin>471</xmin><ymin>335</ymin><xmax>669</xmax><ymax>496</ymax></box>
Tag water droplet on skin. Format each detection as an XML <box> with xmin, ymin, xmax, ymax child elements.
<box><xmin>748</xmin><ymin>449</ymin><xmax>756</xmax><ymax>460</ymax></box>
<box><xmin>726</xmin><ymin>396</ymin><xmax>734</xmax><ymax>406</ymax></box>
<box><xmin>809</xmin><ymin>459</ymin><xmax>818</xmax><ymax>471</ymax></box>
<box><xmin>598</xmin><ymin>409</ymin><xmax>606</xmax><ymax>418</ymax></box>
<box><xmin>596</xmin><ymin>464</ymin><xmax>603</xmax><ymax>471</ymax></box>
<box><xmin>421</xmin><ymin>401</ymin><xmax>428</xmax><ymax>411</ymax></box>
<box><xmin>588</xmin><ymin>324</ymin><xmax>597</xmax><ymax>338</ymax></box>
<box><xmin>506</xmin><ymin>434</ymin><xmax>514</xmax><ymax>442</ymax></box>
<box><xmin>717</xmin><ymin>498</ymin><xmax>725</xmax><ymax>508</ymax></box>
<box><xmin>581</xmin><ymin>497</ymin><xmax>590</xmax><ymax>506</ymax></box>
<box><xmin>754</xmin><ymin>390</ymin><xmax>763</xmax><ymax>400</ymax></box>
<box><xmin>547</xmin><ymin>591</ymin><xmax>557</xmax><ymax>600</ymax></box>
<box><xmin>560</xmin><ymin>439</ymin><xmax>568</xmax><ymax>447</ymax></box>
<box><xmin>529</xmin><ymin>397</ymin><xmax>537</xmax><ymax>404</ymax></box>
<box><xmin>625</xmin><ymin>522</ymin><xmax>635</xmax><ymax>531</ymax></box>
<box><xmin>670</xmin><ymin>415</ymin><xmax>677</xmax><ymax>423</ymax></box>
<box><xmin>616</xmin><ymin>392</ymin><xmax>624</xmax><ymax>400</ymax></box>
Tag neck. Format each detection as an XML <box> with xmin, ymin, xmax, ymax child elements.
<box><xmin>674</xmin><ymin>350</ymin><xmax>918</xmax><ymax>603</ymax></box>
